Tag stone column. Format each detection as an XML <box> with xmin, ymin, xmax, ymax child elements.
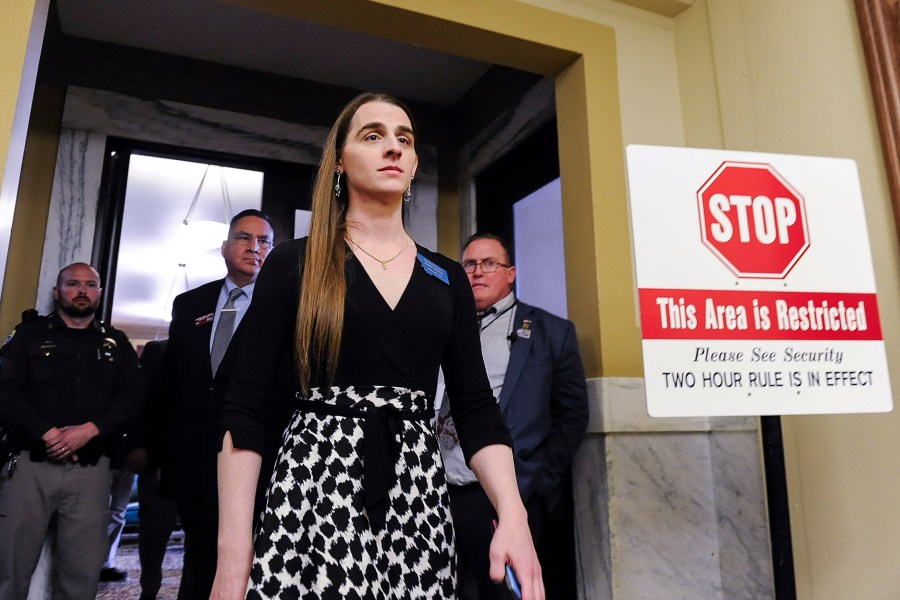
<box><xmin>574</xmin><ymin>377</ymin><xmax>774</xmax><ymax>600</ymax></box>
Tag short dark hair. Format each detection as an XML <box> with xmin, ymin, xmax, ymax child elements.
<box><xmin>462</xmin><ymin>232</ymin><xmax>514</xmax><ymax>266</ymax></box>
<box><xmin>229</xmin><ymin>209</ymin><xmax>273</xmax><ymax>235</ymax></box>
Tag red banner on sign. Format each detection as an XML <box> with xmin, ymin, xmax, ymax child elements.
<box><xmin>639</xmin><ymin>288</ymin><xmax>883</xmax><ymax>340</ymax></box>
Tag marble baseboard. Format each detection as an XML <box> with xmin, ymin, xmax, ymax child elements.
<box><xmin>573</xmin><ymin>435</ymin><xmax>613</xmax><ymax>600</ymax></box>
<box><xmin>573</xmin><ymin>377</ymin><xmax>774</xmax><ymax>600</ymax></box>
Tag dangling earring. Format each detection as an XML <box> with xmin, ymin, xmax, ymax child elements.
<box><xmin>404</xmin><ymin>175</ymin><xmax>413</xmax><ymax>202</ymax></box>
<box><xmin>334</xmin><ymin>169</ymin><xmax>342</xmax><ymax>197</ymax></box>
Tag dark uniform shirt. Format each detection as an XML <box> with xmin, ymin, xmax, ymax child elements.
<box><xmin>0</xmin><ymin>312</ymin><xmax>140</xmax><ymax>465</ymax></box>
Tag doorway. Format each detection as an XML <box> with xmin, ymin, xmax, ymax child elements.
<box><xmin>94</xmin><ymin>136</ymin><xmax>313</xmax><ymax>342</ymax></box>
<box><xmin>474</xmin><ymin>119</ymin><xmax>564</xmax><ymax>316</ymax></box>
<box><xmin>473</xmin><ymin>119</ymin><xmax>575</xmax><ymax>598</ymax></box>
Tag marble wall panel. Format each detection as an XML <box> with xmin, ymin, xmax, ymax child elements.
<box><xmin>573</xmin><ymin>434</ymin><xmax>613</xmax><ymax>600</ymax></box>
<box><xmin>609</xmin><ymin>432</ymin><xmax>725</xmax><ymax>599</ymax></box>
<box><xmin>710</xmin><ymin>431</ymin><xmax>775</xmax><ymax>599</ymax></box>
<box><xmin>573</xmin><ymin>377</ymin><xmax>774</xmax><ymax>599</ymax></box>
<box><xmin>37</xmin><ymin>129</ymin><xmax>106</xmax><ymax>314</ymax></box>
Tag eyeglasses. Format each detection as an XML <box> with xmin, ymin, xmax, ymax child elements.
<box><xmin>461</xmin><ymin>258</ymin><xmax>511</xmax><ymax>274</ymax></box>
<box><xmin>231</xmin><ymin>233</ymin><xmax>272</xmax><ymax>249</ymax></box>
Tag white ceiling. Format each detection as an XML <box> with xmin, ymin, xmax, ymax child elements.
<box><xmin>110</xmin><ymin>155</ymin><xmax>266</xmax><ymax>338</ymax></box>
<box><xmin>54</xmin><ymin>0</ymin><xmax>493</xmax><ymax>106</ymax></box>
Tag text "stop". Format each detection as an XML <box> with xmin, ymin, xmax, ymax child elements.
<box><xmin>708</xmin><ymin>194</ymin><xmax>797</xmax><ymax>244</ymax></box>
<box><xmin>697</xmin><ymin>161</ymin><xmax>810</xmax><ymax>279</ymax></box>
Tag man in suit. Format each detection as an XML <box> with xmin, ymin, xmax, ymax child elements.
<box><xmin>161</xmin><ymin>209</ymin><xmax>274</xmax><ymax>600</ymax></box>
<box><xmin>437</xmin><ymin>233</ymin><xmax>589</xmax><ymax>600</ymax></box>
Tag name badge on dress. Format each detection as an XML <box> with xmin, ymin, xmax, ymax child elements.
<box><xmin>416</xmin><ymin>253</ymin><xmax>449</xmax><ymax>285</ymax></box>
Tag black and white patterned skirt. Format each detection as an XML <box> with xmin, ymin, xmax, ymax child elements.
<box><xmin>248</xmin><ymin>386</ymin><xmax>455</xmax><ymax>599</ymax></box>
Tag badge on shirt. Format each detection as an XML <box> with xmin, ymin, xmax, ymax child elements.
<box><xmin>1</xmin><ymin>329</ymin><xmax>15</xmax><ymax>349</ymax></box>
<box><xmin>516</xmin><ymin>318</ymin><xmax>532</xmax><ymax>340</ymax></box>
<box><xmin>98</xmin><ymin>337</ymin><xmax>119</xmax><ymax>362</ymax></box>
<box><xmin>195</xmin><ymin>313</ymin><xmax>214</xmax><ymax>326</ymax></box>
<box><xmin>416</xmin><ymin>253</ymin><xmax>449</xmax><ymax>285</ymax></box>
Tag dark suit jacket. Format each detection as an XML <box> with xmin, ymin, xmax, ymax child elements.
<box><xmin>134</xmin><ymin>339</ymin><xmax>167</xmax><ymax>467</ymax></box>
<box><xmin>161</xmin><ymin>279</ymin><xmax>245</xmax><ymax>508</ymax></box>
<box><xmin>498</xmin><ymin>301</ymin><xmax>589</xmax><ymax>508</ymax></box>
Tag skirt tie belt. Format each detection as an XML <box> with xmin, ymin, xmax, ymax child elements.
<box><xmin>296</xmin><ymin>396</ymin><xmax>431</xmax><ymax>531</ymax></box>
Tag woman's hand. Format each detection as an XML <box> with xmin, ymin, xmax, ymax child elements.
<box><xmin>489</xmin><ymin>512</ymin><xmax>544</xmax><ymax>600</ymax></box>
<box><xmin>469</xmin><ymin>444</ymin><xmax>545</xmax><ymax>600</ymax></box>
<box><xmin>209</xmin><ymin>545</ymin><xmax>252</xmax><ymax>600</ymax></box>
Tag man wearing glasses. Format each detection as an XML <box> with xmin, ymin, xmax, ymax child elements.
<box><xmin>159</xmin><ymin>209</ymin><xmax>273</xmax><ymax>600</ymax></box>
<box><xmin>437</xmin><ymin>233</ymin><xmax>589</xmax><ymax>600</ymax></box>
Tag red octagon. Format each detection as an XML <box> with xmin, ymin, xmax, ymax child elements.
<box><xmin>697</xmin><ymin>161</ymin><xmax>810</xmax><ymax>279</ymax></box>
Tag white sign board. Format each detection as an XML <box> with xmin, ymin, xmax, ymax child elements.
<box><xmin>626</xmin><ymin>145</ymin><xmax>892</xmax><ymax>417</ymax></box>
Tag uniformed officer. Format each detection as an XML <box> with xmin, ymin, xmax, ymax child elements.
<box><xmin>0</xmin><ymin>262</ymin><xmax>140</xmax><ymax>600</ymax></box>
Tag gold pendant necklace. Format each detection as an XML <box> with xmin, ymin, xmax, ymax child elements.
<box><xmin>347</xmin><ymin>236</ymin><xmax>410</xmax><ymax>270</ymax></box>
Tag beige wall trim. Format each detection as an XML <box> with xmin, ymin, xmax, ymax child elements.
<box><xmin>436</xmin><ymin>144</ymin><xmax>461</xmax><ymax>258</ymax></box>
<box><xmin>0</xmin><ymin>0</ymin><xmax>48</xmax><ymax>310</ymax></box>
<box><xmin>0</xmin><ymin>83</ymin><xmax>65</xmax><ymax>334</ymax></box>
<box><xmin>226</xmin><ymin>0</ymin><xmax>581</xmax><ymax>75</ymax></box>
<box><xmin>613</xmin><ymin>0</ymin><xmax>693</xmax><ymax>18</ymax></box>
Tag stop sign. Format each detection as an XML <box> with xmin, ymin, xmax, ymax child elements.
<box><xmin>696</xmin><ymin>161</ymin><xmax>810</xmax><ymax>278</ymax></box>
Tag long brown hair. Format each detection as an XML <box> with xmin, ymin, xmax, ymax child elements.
<box><xmin>295</xmin><ymin>92</ymin><xmax>417</xmax><ymax>394</ymax></box>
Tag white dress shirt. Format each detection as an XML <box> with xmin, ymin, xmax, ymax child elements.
<box><xmin>436</xmin><ymin>292</ymin><xmax>516</xmax><ymax>486</ymax></box>
<box><xmin>208</xmin><ymin>278</ymin><xmax>256</xmax><ymax>353</ymax></box>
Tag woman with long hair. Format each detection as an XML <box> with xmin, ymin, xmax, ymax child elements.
<box><xmin>211</xmin><ymin>92</ymin><xmax>543</xmax><ymax>599</ymax></box>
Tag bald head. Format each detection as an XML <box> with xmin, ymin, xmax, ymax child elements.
<box><xmin>56</xmin><ymin>262</ymin><xmax>101</xmax><ymax>288</ymax></box>
<box><xmin>53</xmin><ymin>263</ymin><xmax>102</xmax><ymax>323</ymax></box>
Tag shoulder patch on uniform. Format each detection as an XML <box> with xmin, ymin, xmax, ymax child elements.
<box><xmin>1</xmin><ymin>329</ymin><xmax>15</xmax><ymax>348</ymax></box>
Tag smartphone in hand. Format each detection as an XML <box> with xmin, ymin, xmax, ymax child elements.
<box><xmin>491</xmin><ymin>519</ymin><xmax>523</xmax><ymax>599</ymax></box>
<box><xmin>504</xmin><ymin>563</ymin><xmax>522</xmax><ymax>599</ymax></box>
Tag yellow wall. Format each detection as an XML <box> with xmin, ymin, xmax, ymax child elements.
<box><xmin>523</xmin><ymin>1</ymin><xmax>900</xmax><ymax>592</ymax></box>
<box><xmin>0</xmin><ymin>0</ymin><xmax>51</xmax><ymax>335</ymax></box>
<box><xmin>0</xmin><ymin>83</ymin><xmax>65</xmax><ymax>333</ymax></box>
<box><xmin>0</xmin><ymin>1</ymin><xmax>41</xmax><ymax>331</ymax></box>
<box><xmin>0</xmin><ymin>1</ymin><xmax>37</xmax><ymax>190</ymax></box>
<box><xmin>674</xmin><ymin>1</ymin><xmax>900</xmax><ymax>598</ymax></box>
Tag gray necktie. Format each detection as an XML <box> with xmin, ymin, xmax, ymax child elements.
<box><xmin>210</xmin><ymin>287</ymin><xmax>244</xmax><ymax>376</ymax></box>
